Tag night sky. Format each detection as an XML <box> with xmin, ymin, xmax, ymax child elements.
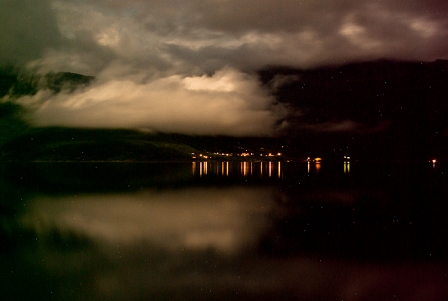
<box><xmin>2</xmin><ymin>0</ymin><xmax>448</xmax><ymax>137</ymax></box>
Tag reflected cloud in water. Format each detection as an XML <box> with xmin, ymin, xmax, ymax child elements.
<box><xmin>21</xmin><ymin>187</ymin><xmax>273</xmax><ymax>254</ymax></box>
<box><xmin>4</xmin><ymin>161</ymin><xmax>448</xmax><ymax>300</ymax></box>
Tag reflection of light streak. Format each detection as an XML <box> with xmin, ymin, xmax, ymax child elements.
<box><xmin>278</xmin><ymin>161</ymin><xmax>281</xmax><ymax>178</ymax></box>
<box><xmin>307</xmin><ymin>162</ymin><xmax>310</xmax><ymax>173</ymax></box>
<box><xmin>268</xmin><ymin>162</ymin><xmax>272</xmax><ymax>177</ymax></box>
<box><xmin>251</xmin><ymin>162</ymin><xmax>253</xmax><ymax>176</ymax></box>
<box><xmin>222</xmin><ymin>162</ymin><xmax>225</xmax><ymax>176</ymax></box>
<box><xmin>192</xmin><ymin>162</ymin><xmax>196</xmax><ymax>176</ymax></box>
<box><xmin>242</xmin><ymin>162</ymin><xmax>248</xmax><ymax>177</ymax></box>
<box><xmin>260</xmin><ymin>162</ymin><xmax>263</xmax><ymax>177</ymax></box>
<box><xmin>344</xmin><ymin>162</ymin><xmax>350</xmax><ymax>173</ymax></box>
<box><xmin>199</xmin><ymin>162</ymin><xmax>202</xmax><ymax>177</ymax></box>
<box><xmin>226</xmin><ymin>161</ymin><xmax>229</xmax><ymax>176</ymax></box>
<box><xmin>315</xmin><ymin>162</ymin><xmax>321</xmax><ymax>173</ymax></box>
<box><xmin>204</xmin><ymin>162</ymin><xmax>208</xmax><ymax>175</ymax></box>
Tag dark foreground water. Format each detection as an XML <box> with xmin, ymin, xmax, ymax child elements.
<box><xmin>1</xmin><ymin>161</ymin><xmax>448</xmax><ymax>301</ymax></box>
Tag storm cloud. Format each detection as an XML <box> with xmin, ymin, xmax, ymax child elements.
<box><xmin>3</xmin><ymin>0</ymin><xmax>448</xmax><ymax>135</ymax></box>
<box><xmin>23</xmin><ymin>0</ymin><xmax>448</xmax><ymax>74</ymax></box>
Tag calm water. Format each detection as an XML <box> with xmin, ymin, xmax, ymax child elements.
<box><xmin>1</xmin><ymin>161</ymin><xmax>448</xmax><ymax>301</ymax></box>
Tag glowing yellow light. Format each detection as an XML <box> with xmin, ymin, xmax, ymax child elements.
<box><xmin>192</xmin><ymin>162</ymin><xmax>196</xmax><ymax>176</ymax></box>
<box><xmin>241</xmin><ymin>162</ymin><xmax>249</xmax><ymax>177</ymax></box>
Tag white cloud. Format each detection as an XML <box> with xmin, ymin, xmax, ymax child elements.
<box><xmin>17</xmin><ymin>67</ymin><xmax>287</xmax><ymax>136</ymax></box>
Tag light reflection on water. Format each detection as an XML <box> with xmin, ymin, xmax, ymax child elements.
<box><xmin>21</xmin><ymin>187</ymin><xmax>273</xmax><ymax>253</ymax></box>
<box><xmin>2</xmin><ymin>161</ymin><xmax>448</xmax><ymax>300</ymax></box>
<box><xmin>192</xmin><ymin>161</ymin><xmax>286</xmax><ymax>179</ymax></box>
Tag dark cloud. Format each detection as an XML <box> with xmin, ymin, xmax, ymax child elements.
<box><xmin>0</xmin><ymin>0</ymin><xmax>62</xmax><ymax>67</ymax></box>
<box><xmin>3</xmin><ymin>0</ymin><xmax>448</xmax><ymax>135</ymax></box>
<box><xmin>299</xmin><ymin>120</ymin><xmax>391</xmax><ymax>134</ymax></box>
<box><xmin>22</xmin><ymin>0</ymin><xmax>448</xmax><ymax>74</ymax></box>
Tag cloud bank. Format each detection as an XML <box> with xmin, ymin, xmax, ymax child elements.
<box><xmin>18</xmin><ymin>0</ymin><xmax>448</xmax><ymax>74</ymax></box>
<box><xmin>3</xmin><ymin>0</ymin><xmax>448</xmax><ymax>136</ymax></box>
<box><xmin>16</xmin><ymin>68</ymin><xmax>287</xmax><ymax>136</ymax></box>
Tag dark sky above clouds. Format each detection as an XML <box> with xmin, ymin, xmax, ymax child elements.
<box><xmin>3</xmin><ymin>0</ymin><xmax>448</xmax><ymax>136</ymax></box>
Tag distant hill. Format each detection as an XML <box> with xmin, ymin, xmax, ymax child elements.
<box><xmin>0</xmin><ymin>68</ymin><xmax>94</xmax><ymax>97</ymax></box>
<box><xmin>0</xmin><ymin>68</ymin><xmax>199</xmax><ymax>162</ymax></box>
<box><xmin>0</xmin><ymin>127</ymin><xmax>199</xmax><ymax>162</ymax></box>
<box><xmin>259</xmin><ymin>59</ymin><xmax>448</xmax><ymax>161</ymax></box>
<box><xmin>2</xmin><ymin>61</ymin><xmax>448</xmax><ymax>162</ymax></box>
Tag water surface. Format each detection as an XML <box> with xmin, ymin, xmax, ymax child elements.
<box><xmin>1</xmin><ymin>161</ymin><xmax>448</xmax><ymax>300</ymax></box>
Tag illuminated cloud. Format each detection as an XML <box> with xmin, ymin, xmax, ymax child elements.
<box><xmin>2</xmin><ymin>0</ymin><xmax>448</xmax><ymax>135</ymax></box>
<box><xmin>17</xmin><ymin>68</ymin><xmax>287</xmax><ymax>136</ymax></box>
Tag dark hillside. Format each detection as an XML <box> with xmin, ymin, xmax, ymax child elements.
<box><xmin>260</xmin><ymin>60</ymin><xmax>448</xmax><ymax>161</ymax></box>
